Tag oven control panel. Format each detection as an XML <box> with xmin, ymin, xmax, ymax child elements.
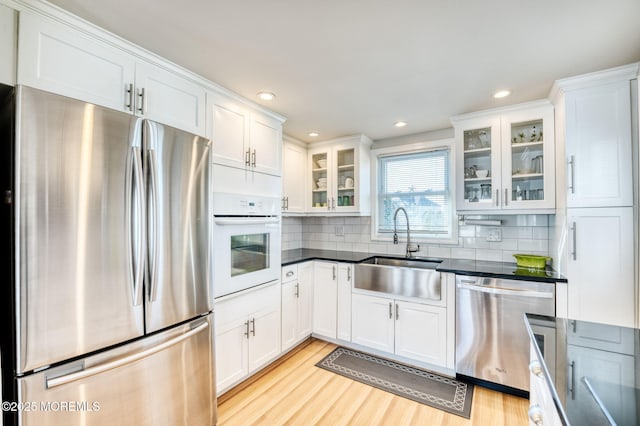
<box><xmin>213</xmin><ymin>192</ymin><xmax>280</xmax><ymax>216</ymax></box>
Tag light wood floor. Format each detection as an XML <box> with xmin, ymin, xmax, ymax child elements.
<box><xmin>217</xmin><ymin>340</ymin><xmax>529</xmax><ymax>425</ymax></box>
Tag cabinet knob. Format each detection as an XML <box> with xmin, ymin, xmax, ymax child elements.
<box><xmin>527</xmin><ymin>405</ymin><xmax>544</xmax><ymax>425</ymax></box>
<box><xmin>286</xmin><ymin>271</ymin><xmax>294</xmax><ymax>278</ymax></box>
<box><xmin>528</xmin><ymin>360</ymin><xmax>543</xmax><ymax>377</ymax></box>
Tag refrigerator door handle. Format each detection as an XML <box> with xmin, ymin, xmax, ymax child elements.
<box><xmin>46</xmin><ymin>321</ymin><xmax>209</xmax><ymax>389</ymax></box>
<box><xmin>131</xmin><ymin>146</ymin><xmax>145</xmax><ymax>306</ymax></box>
<box><xmin>148</xmin><ymin>147</ymin><xmax>159</xmax><ymax>302</ymax></box>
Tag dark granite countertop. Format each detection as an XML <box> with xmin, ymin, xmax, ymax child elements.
<box><xmin>282</xmin><ymin>248</ymin><xmax>567</xmax><ymax>283</ymax></box>
<box><xmin>525</xmin><ymin>314</ymin><xmax>639</xmax><ymax>426</ymax></box>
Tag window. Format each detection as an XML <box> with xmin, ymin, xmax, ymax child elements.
<box><xmin>373</xmin><ymin>141</ymin><xmax>456</xmax><ymax>242</ymax></box>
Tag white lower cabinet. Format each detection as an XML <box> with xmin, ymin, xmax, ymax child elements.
<box><xmin>281</xmin><ymin>262</ymin><xmax>313</xmax><ymax>352</ymax></box>
<box><xmin>351</xmin><ymin>293</ymin><xmax>395</xmax><ymax>352</ymax></box>
<box><xmin>215</xmin><ymin>283</ymin><xmax>281</xmax><ymax>395</ymax></box>
<box><xmin>312</xmin><ymin>262</ymin><xmax>338</xmax><ymax>339</ymax></box>
<box><xmin>528</xmin><ymin>343</ymin><xmax>563</xmax><ymax>426</ymax></box>
<box><xmin>336</xmin><ymin>263</ymin><xmax>353</xmax><ymax>341</ymax></box>
<box><xmin>352</xmin><ymin>293</ymin><xmax>447</xmax><ymax>366</ymax></box>
<box><xmin>565</xmin><ymin>344</ymin><xmax>635</xmax><ymax>425</ymax></box>
<box><xmin>312</xmin><ymin>261</ymin><xmax>353</xmax><ymax>341</ymax></box>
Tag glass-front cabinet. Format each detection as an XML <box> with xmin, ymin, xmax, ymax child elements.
<box><xmin>307</xmin><ymin>135</ymin><xmax>372</xmax><ymax>214</ymax></box>
<box><xmin>453</xmin><ymin>101</ymin><xmax>555</xmax><ymax>213</ymax></box>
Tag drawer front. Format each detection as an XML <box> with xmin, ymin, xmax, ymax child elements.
<box><xmin>282</xmin><ymin>264</ymin><xmax>298</xmax><ymax>283</ymax></box>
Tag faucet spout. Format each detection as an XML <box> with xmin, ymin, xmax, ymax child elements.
<box><xmin>393</xmin><ymin>207</ymin><xmax>420</xmax><ymax>258</ymax></box>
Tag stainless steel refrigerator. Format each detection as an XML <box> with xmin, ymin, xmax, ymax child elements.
<box><xmin>0</xmin><ymin>86</ymin><xmax>216</xmax><ymax>425</ymax></box>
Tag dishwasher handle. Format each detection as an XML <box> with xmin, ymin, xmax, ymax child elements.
<box><xmin>457</xmin><ymin>282</ymin><xmax>554</xmax><ymax>299</ymax></box>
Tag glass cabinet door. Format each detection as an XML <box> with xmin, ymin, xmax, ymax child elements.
<box><xmin>310</xmin><ymin>150</ymin><xmax>329</xmax><ymax>211</ymax></box>
<box><xmin>507</xmin><ymin>119</ymin><xmax>544</xmax><ymax>202</ymax></box>
<box><xmin>501</xmin><ymin>106</ymin><xmax>555</xmax><ymax>210</ymax></box>
<box><xmin>459</xmin><ymin>118</ymin><xmax>501</xmax><ymax>211</ymax></box>
<box><xmin>335</xmin><ymin>147</ymin><xmax>356</xmax><ymax>210</ymax></box>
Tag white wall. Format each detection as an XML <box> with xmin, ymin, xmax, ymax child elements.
<box><xmin>284</xmin><ymin>214</ymin><xmax>552</xmax><ymax>265</ymax></box>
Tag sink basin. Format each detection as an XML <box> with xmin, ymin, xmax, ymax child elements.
<box><xmin>359</xmin><ymin>256</ymin><xmax>441</xmax><ymax>270</ymax></box>
<box><xmin>355</xmin><ymin>256</ymin><xmax>442</xmax><ymax>301</ymax></box>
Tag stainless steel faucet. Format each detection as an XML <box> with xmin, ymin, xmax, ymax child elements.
<box><xmin>393</xmin><ymin>207</ymin><xmax>420</xmax><ymax>258</ymax></box>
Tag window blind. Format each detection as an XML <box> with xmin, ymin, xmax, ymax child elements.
<box><xmin>378</xmin><ymin>149</ymin><xmax>452</xmax><ymax>236</ymax></box>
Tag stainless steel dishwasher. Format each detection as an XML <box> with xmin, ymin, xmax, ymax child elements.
<box><xmin>455</xmin><ymin>275</ymin><xmax>555</xmax><ymax>395</ymax></box>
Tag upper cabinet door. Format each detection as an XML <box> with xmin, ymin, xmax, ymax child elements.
<box><xmin>135</xmin><ymin>61</ymin><xmax>206</xmax><ymax>136</ymax></box>
<box><xmin>456</xmin><ymin>115</ymin><xmax>502</xmax><ymax>211</ymax></box>
<box><xmin>282</xmin><ymin>141</ymin><xmax>306</xmax><ymax>213</ymax></box>
<box><xmin>18</xmin><ymin>11</ymin><xmax>136</xmax><ymax>113</ymax></box>
<box><xmin>209</xmin><ymin>92</ymin><xmax>249</xmax><ymax>170</ymax></box>
<box><xmin>500</xmin><ymin>105</ymin><xmax>555</xmax><ymax>210</ymax></box>
<box><xmin>565</xmin><ymin>81</ymin><xmax>633</xmax><ymax>208</ymax></box>
<box><xmin>208</xmin><ymin>91</ymin><xmax>283</xmax><ymax>176</ymax></box>
<box><xmin>0</xmin><ymin>4</ymin><xmax>16</xmax><ymax>86</ymax></box>
<box><xmin>454</xmin><ymin>101</ymin><xmax>555</xmax><ymax>214</ymax></box>
<box><xmin>308</xmin><ymin>146</ymin><xmax>333</xmax><ymax>212</ymax></box>
<box><xmin>250</xmin><ymin>113</ymin><xmax>282</xmax><ymax>176</ymax></box>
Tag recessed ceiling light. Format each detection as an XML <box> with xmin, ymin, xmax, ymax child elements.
<box><xmin>493</xmin><ymin>90</ymin><xmax>511</xmax><ymax>99</ymax></box>
<box><xmin>308</xmin><ymin>132</ymin><xmax>319</xmax><ymax>137</ymax></box>
<box><xmin>257</xmin><ymin>91</ymin><xmax>275</xmax><ymax>101</ymax></box>
<box><xmin>394</xmin><ymin>121</ymin><xmax>407</xmax><ymax>128</ymax></box>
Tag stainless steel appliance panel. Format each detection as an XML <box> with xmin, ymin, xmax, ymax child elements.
<box><xmin>143</xmin><ymin>120</ymin><xmax>211</xmax><ymax>332</ymax></box>
<box><xmin>355</xmin><ymin>257</ymin><xmax>441</xmax><ymax>301</ymax></box>
<box><xmin>17</xmin><ymin>87</ymin><xmax>144</xmax><ymax>374</ymax></box>
<box><xmin>455</xmin><ymin>275</ymin><xmax>555</xmax><ymax>391</ymax></box>
<box><xmin>18</xmin><ymin>314</ymin><xmax>216</xmax><ymax>426</ymax></box>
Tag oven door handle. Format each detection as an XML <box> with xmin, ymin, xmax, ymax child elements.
<box><xmin>457</xmin><ymin>282</ymin><xmax>554</xmax><ymax>299</ymax></box>
<box><xmin>214</xmin><ymin>218</ymin><xmax>279</xmax><ymax>226</ymax></box>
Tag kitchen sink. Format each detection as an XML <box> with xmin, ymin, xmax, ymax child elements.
<box><xmin>355</xmin><ymin>256</ymin><xmax>442</xmax><ymax>301</ymax></box>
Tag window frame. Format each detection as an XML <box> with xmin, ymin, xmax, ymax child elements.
<box><xmin>370</xmin><ymin>138</ymin><xmax>458</xmax><ymax>245</ymax></box>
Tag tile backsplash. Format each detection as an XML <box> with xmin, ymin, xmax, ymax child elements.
<box><xmin>282</xmin><ymin>215</ymin><xmax>552</xmax><ymax>265</ymax></box>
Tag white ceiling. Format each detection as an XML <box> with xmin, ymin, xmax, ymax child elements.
<box><xmin>47</xmin><ymin>0</ymin><xmax>640</xmax><ymax>143</ymax></box>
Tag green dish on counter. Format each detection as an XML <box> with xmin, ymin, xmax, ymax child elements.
<box><xmin>513</xmin><ymin>254</ymin><xmax>550</xmax><ymax>269</ymax></box>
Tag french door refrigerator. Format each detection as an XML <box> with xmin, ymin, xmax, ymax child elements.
<box><xmin>0</xmin><ymin>86</ymin><xmax>216</xmax><ymax>425</ymax></box>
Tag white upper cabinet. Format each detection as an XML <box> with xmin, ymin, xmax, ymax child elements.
<box><xmin>134</xmin><ymin>60</ymin><xmax>206</xmax><ymax>136</ymax></box>
<box><xmin>452</xmin><ymin>101</ymin><xmax>555</xmax><ymax>214</ymax></box>
<box><xmin>282</xmin><ymin>137</ymin><xmax>306</xmax><ymax>213</ymax></box>
<box><xmin>0</xmin><ymin>4</ymin><xmax>16</xmax><ymax>86</ymax></box>
<box><xmin>564</xmin><ymin>80</ymin><xmax>633</xmax><ymax>208</ymax></box>
<box><xmin>307</xmin><ymin>135</ymin><xmax>372</xmax><ymax>214</ymax></box>
<box><xmin>251</xmin><ymin>114</ymin><xmax>282</xmax><ymax>176</ymax></box>
<box><xmin>208</xmin><ymin>91</ymin><xmax>283</xmax><ymax>176</ymax></box>
<box><xmin>17</xmin><ymin>11</ymin><xmax>207</xmax><ymax>136</ymax></box>
<box><xmin>18</xmin><ymin>11</ymin><xmax>135</xmax><ymax>112</ymax></box>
